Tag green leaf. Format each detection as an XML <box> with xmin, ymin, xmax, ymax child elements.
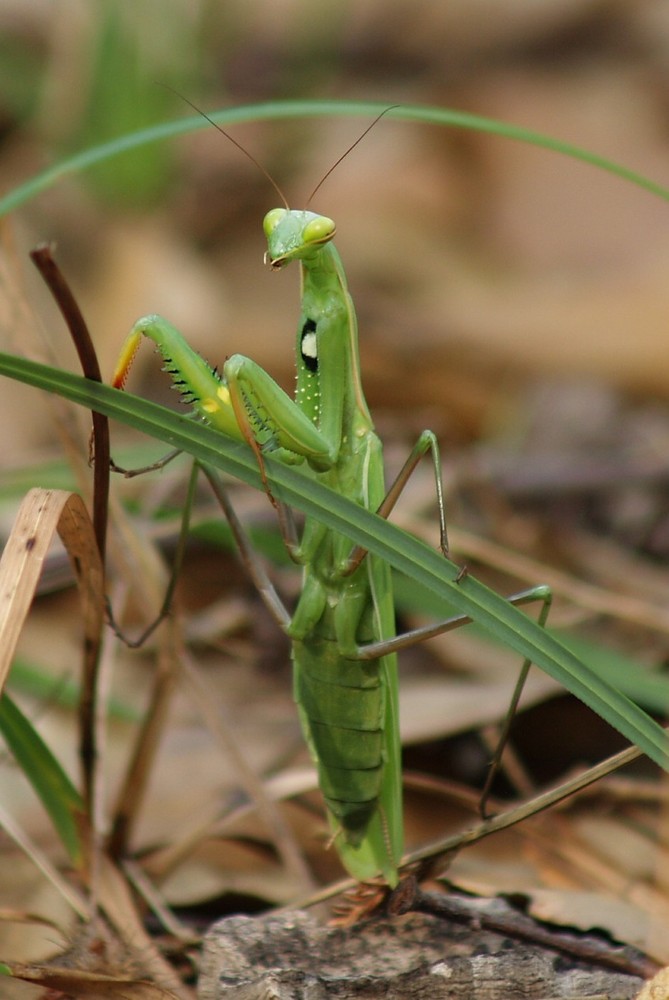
<box><xmin>0</xmin><ymin>693</ymin><xmax>85</xmax><ymax>864</ymax></box>
<box><xmin>0</xmin><ymin>353</ymin><xmax>666</xmax><ymax>772</ymax></box>
<box><xmin>8</xmin><ymin>658</ymin><xmax>138</xmax><ymax>722</ymax></box>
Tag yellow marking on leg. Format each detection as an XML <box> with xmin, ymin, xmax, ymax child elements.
<box><xmin>112</xmin><ymin>331</ymin><xmax>142</xmax><ymax>389</ymax></box>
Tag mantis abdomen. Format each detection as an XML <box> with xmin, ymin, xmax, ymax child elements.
<box><xmin>293</xmin><ymin>613</ymin><xmax>388</xmax><ymax>839</ymax></box>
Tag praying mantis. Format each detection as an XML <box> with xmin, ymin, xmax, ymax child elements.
<box><xmin>112</xmin><ymin>122</ymin><xmax>551</xmax><ymax>887</ymax></box>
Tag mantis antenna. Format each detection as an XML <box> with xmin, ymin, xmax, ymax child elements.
<box><xmin>306</xmin><ymin>105</ymin><xmax>400</xmax><ymax>206</ymax></box>
<box><xmin>163</xmin><ymin>87</ymin><xmax>289</xmax><ymax>209</ymax></box>
<box><xmin>167</xmin><ymin>88</ymin><xmax>399</xmax><ymax>209</ymax></box>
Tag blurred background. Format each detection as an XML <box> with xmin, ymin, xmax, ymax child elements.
<box><xmin>2</xmin><ymin>0</ymin><xmax>669</xmax><ymax>436</ymax></box>
<box><xmin>1</xmin><ymin>0</ymin><xmax>669</xmax><ymax>961</ymax></box>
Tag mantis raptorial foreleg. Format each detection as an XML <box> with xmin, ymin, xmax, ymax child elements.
<box><xmin>113</xmin><ymin>206</ymin><xmax>553</xmax><ymax>887</ymax></box>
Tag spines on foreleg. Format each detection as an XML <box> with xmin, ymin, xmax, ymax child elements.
<box><xmin>113</xmin><ymin>315</ymin><xmax>244</xmax><ymax>441</ymax></box>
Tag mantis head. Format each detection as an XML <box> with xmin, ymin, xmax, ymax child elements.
<box><xmin>263</xmin><ymin>208</ymin><xmax>336</xmax><ymax>269</ymax></box>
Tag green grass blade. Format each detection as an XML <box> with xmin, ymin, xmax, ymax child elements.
<box><xmin>8</xmin><ymin>657</ymin><xmax>138</xmax><ymax>721</ymax></box>
<box><xmin>0</xmin><ymin>693</ymin><xmax>84</xmax><ymax>864</ymax></box>
<box><xmin>1</xmin><ymin>99</ymin><xmax>668</xmax><ymax>217</ymax></box>
<box><xmin>0</xmin><ymin>352</ymin><xmax>666</xmax><ymax>772</ymax></box>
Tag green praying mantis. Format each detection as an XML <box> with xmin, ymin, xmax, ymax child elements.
<box><xmin>112</xmin><ymin>119</ymin><xmax>551</xmax><ymax>887</ymax></box>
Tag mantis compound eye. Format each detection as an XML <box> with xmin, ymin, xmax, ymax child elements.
<box><xmin>263</xmin><ymin>208</ymin><xmax>287</xmax><ymax>237</ymax></box>
<box><xmin>303</xmin><ymin>215</ymin><xmax>336</xmax><ymax>245</ymax></box>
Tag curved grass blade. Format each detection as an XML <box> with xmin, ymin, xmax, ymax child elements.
<box><xmin>1</xmin><ymin>99</ymin><xmax>668</xmax><ymax>217</ymax></box>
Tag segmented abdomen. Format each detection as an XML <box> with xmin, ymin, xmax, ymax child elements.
<box><xmin>292</xmin><ymin>633</ymin><xmax>385</xmax><ymax>842</ymax></box>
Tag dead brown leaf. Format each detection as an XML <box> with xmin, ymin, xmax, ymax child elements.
<box><xmin>3</xmin><ymin>962</ymin><xmax>185</xmax><ymax>999</ymax></box>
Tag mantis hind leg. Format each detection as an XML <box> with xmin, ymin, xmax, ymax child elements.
<box><xmin>355</xmin><ymin>582</ymin><xmax>553</xmax><ymax>820</ymax></box>
<box><xmin>477</xmin><ymin>586</ymin><xmax>552</xmax><ymax>818</ymax></box>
